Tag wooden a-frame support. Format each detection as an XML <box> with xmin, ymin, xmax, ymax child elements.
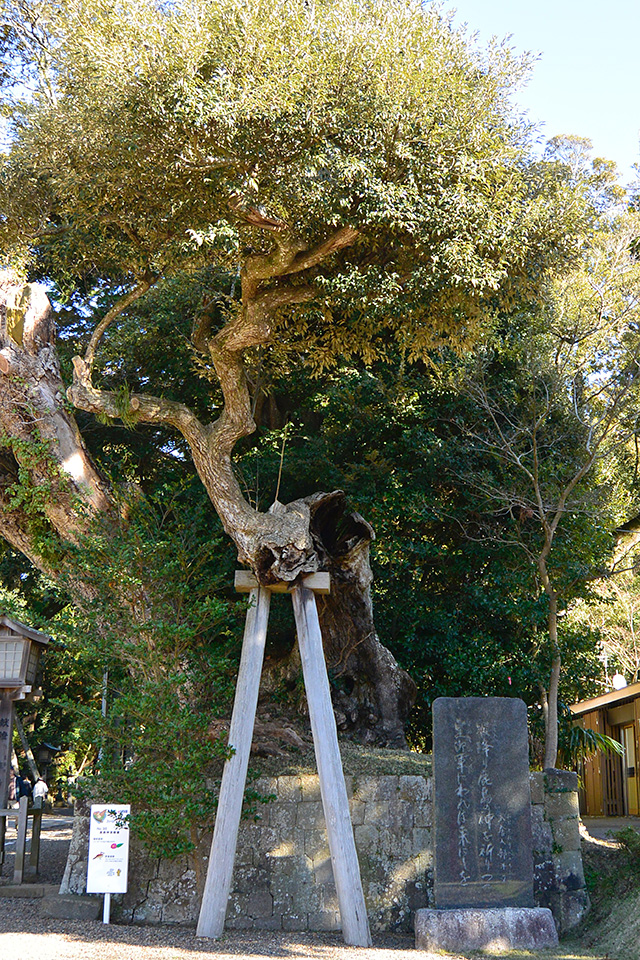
<box><xmin>196</xmin><ymin>572</ymin><xmax>372</xmax><ymax>947</ymax></box>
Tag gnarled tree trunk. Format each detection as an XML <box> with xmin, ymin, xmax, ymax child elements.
<box><xmin>0</xmin><ymin>275</ymin><xmax>415</xmax><ymax>746</ymax></box>
<box><xmin>308</xmin><ymin>491</ymin><xmax>416</xmax><ymax>747</ymax></box>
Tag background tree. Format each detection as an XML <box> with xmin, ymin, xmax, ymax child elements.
<box><xmin>460</xmin><ymin>207</ymin><xmax>640</xmax><ymax>768</ymax></box>
<box><xmin>572</xmin><ymin>574</ymin><xmax>640</xmax><ymax>686</ymax></box>
<box><xmin>569</xmin><ymin>513</ymin><xmax>640</xmax><ymax>688</ymax></box>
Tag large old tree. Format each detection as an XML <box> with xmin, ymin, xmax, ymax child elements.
<box><xmin>0</xmin><ymin>0</ymin><xmax>592</xmax><ymax>745</ymax></box>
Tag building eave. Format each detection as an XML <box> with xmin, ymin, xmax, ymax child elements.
<box><xmin>570</xmin><ymin>681</ymin><xmax>640</xmax><ymax>716</ymax></box>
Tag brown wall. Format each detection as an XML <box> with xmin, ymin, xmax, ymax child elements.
<box><xmin>577</xmin><ymin>707</ymin><xmax>636</xmax><ymax>817</ymax></box>
<box><xmin>578</xmin><ymin>710</ymin><xmax>605</xmax><ymax>816</ymax></box>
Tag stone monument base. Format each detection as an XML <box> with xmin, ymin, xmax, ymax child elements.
<box><xmin>414</xmin><ymin>906</ymin><xmax>558</xmax><ymax>954</ymax></box>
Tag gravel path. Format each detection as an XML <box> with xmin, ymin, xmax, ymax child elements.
<box><xmin>0</xmin><ymin>811</ymin><xmax>74</xmax><ymax>887</ymax></box>
<box><xmin>0</xmin><ymin>900</ymin><xmax>425</xmax><ymax>960</ymax></box>
<box><xmin>0</xmin><ymin>900</ymin><xmax>610</xmax><ymax>960</ymax></box>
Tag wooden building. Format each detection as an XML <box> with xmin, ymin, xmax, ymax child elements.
<box><xmin>570</xmin><ymin>682</ymin><xmax>640</xmax><ymax>816</ymax></box>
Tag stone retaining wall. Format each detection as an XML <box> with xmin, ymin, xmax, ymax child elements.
<box><xmin>60</xmin><ymin>770</ymin><xmax>588</xmax><ymax>934</ymax></box>
<box><xmin>62</xmin><ymin>775</ymin><xmax>433</xmax><ymax>931</ymax></box>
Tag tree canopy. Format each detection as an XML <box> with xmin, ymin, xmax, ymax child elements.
<box><xmin>0</xmin><ymin>0</ymin><xmax>632</xmax><ymax>789</ymax></box>
<box><xmin>3</xmin><ymin>0</ymin><xmax>587</xmax><ymax>343</ymax></box>
<box><xmin>0</xmin><ymin>0</ymin><xmax>603</xmax><ymax>581</ymax></box>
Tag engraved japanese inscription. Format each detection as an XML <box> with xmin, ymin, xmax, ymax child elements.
<box><xmin>433</xmin><ymin>697</ymin><xmax>534</xmax><ymax>909</ymax></box>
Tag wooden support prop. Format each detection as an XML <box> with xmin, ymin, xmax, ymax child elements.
<box><xmin>196</xmin><ymin>585</ymin><xmax>271</xmax><ymax>938</ymax></box>
<box><xmin>13</xmin><ymin>795</ymin><xmax>28</xmax><ymax>884</ymax></box>
<box><xmin>292</xmin><ymin>584</ymin><xmax>372</xmax><ymax>947</ymax></box>
<box><xmin>30</xmin><ymin>797</ymin><xmax>43</xmax><ymax>871</ymax></box>
<box><xmin>197</xmin><ymin>571</ymin><xmax>369</xmax><ymax>946</ymax></box>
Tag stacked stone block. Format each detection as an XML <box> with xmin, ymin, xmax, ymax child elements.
<box><xmin>226</xmin><ymin>774</ymin><xmax>432</xmax><ymax>932</ymax></box>
<box><xmin>60</xmin><ymin>775</ymin><xmax>434</xmax><ymax>931</ymax></box>
<box><xmin>530</xmin><ymin>769</ymin><xmax>589</xmax><ymax>934</ymax></box>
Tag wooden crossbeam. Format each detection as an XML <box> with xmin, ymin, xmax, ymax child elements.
<box><xmin>234</xmin><ymin>570</ymin><xmax>330</xmax><ymax>595</ymax></box>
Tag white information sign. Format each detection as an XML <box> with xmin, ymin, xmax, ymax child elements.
<box><xmin>86</xmin><ymin>804</ymin><xmax>131</xmax><ymax>894</ymax></box>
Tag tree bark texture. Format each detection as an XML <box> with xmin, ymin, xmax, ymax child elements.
<box><xmin>307</xmin><ymin>491</ymin><xmax>416</xmax><ymax>747</ymax></box>
<box><xmin>0</xmin><ymin>276</ymin><xmax>112</xmax><ymax>577</ymax></box>
<box><xmin>539</xmin><ymin>554</ymin><xmax>561</xmax><ymax>770</ymax></box>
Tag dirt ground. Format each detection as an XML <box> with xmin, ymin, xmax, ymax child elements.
<box><xmin>0</xmin><ymin>813</ymin><xmax>617</xmax><ymax>960</ymax></box>
<box><xmin>0</xmin><ymin>901</ymin><xmax>611</xmax><ymax>960</ymax></box>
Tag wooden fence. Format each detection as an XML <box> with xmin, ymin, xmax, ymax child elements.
<box><xmin>0</xmin><ymin>795</ymin><xmax>43</xmax><ymax>883</ymax></box>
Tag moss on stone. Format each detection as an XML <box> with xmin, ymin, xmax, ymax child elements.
<box><xmin>249</xmin><ymin>741</ymin><xmax>432</xmax><ymax>779</ymax></box>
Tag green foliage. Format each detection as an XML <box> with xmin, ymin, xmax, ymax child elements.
<box><xmin>582</xmin><ymin>834</ymin><xmax>640</xmax><ymax>925</ymax></box>
<box><xmin>614</xmin><ymin>827</ymin><xmax>640</xmax><ymax>877</ymax></box>
<box><xmin>440</xmin><ymin>210</ymin><xmax>640</xmax><ymax>763</ymax></box>
<box><xmin>42</xmin><ymin>480</ymin><xmax>242</xmax><ymax>858</ymax></box>
<box><xmin>1</xmin><ymin>0</ymin><xmax>599</xmax><ymax>365</ymax></box>
<box><xmin>4</xmin><ymin>255</ymin><xmax>623</xmax><ymax>760</ymax></box>
<box><xmin>0</xmin><ymin>430</ymin><xmax>63</xmax><ymax>515</ymax></box>
<box><xmin>569</xmin><ymin>725</ymin><xmax>624</xmax><ymax>762</ymax></box>
<box><xmin>0</xmin><ymin>578</ymin><xmax>38</xmax><ymax>622</ymax></box>
<box><xmin>0</xmin><ymin>0</ymin><xmax>630</xmax><ymax>769</ymax></box>
<box><xmin>560</xmin><ymin>707</ymin><xmax>624</xmax><ymax>768</ymax></box>
<box><xmin>51</xmin><ymin>272</ymin><xmax>226</xmax><ymax>487</ymax></box>
<box><xmin>233</xmin><ymin>355</ymin><xmax>608</xmax><ymax>745</ymax></box>
<box><xmin>75</xmin><ymin>672</ymin><xmax>231</xmax><ymax>859</ymax></box>
<box><xmin>584</xmin><ymin>825</ymin><xmax>640</xmax><ymax>920</ymax></box>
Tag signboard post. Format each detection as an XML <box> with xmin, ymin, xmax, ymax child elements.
<box><xmin>86</xmin><ymin>803</ymin><xmax>131</xmax><ymax>923</ymax></box>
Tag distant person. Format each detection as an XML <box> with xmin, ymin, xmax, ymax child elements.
<box><xmin>19</xmin><ymin>776</ymin><xmax>32</xmax><ymax>799</ymax></box>
<box><xmin>33</xmin><ymin>778</ymin><xmax>48</xmax><ymax>802</ymax></box>
<box><xmin>15</xmin><ymin>772</ymin><xmax>27</xmax><ymax>799</ymax></box>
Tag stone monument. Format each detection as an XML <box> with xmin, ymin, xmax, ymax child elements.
<box><xmin>414</xmin><ymin>697</ymin><xmax>559</xmax><ymax>953</ymax></box>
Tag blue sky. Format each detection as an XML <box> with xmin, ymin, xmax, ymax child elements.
<box><xmin>444</xmin><ymin>0</ymin><xmax>639</xmax><ymax>183</ymax></box>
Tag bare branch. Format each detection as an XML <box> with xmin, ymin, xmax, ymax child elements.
<box><xmin>83</xmin><ymin>280</ymin><xmax>152</xmax><ymax>374</ymax></box>
<box><xmin>68</xmin><ymin>361</ymin><xmax>206</xmax><ymax>443</ymax></box>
